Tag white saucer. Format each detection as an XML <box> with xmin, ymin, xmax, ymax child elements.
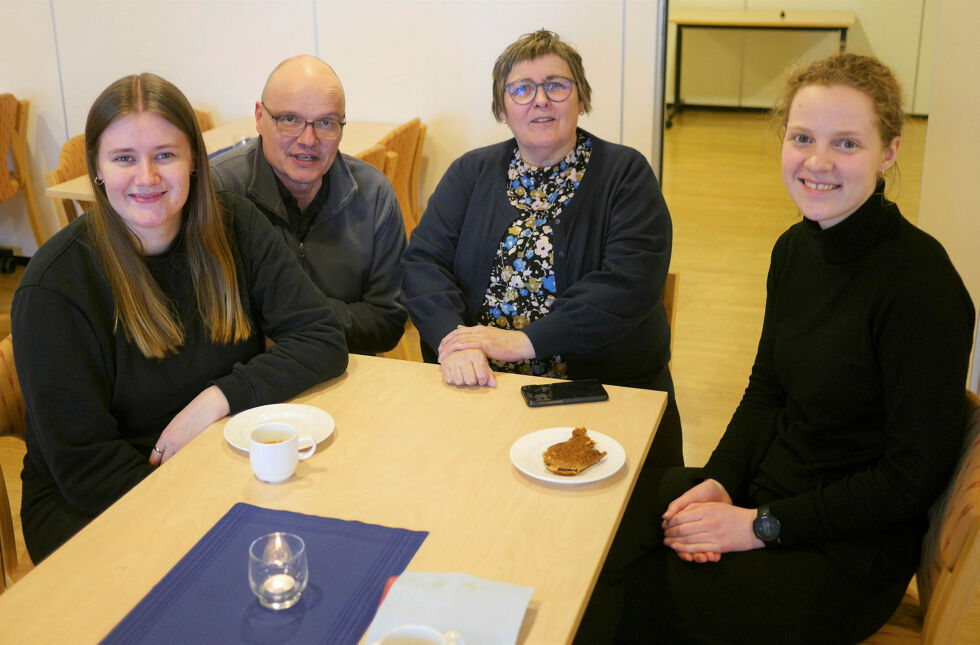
<box><xmin>509</xmin><ymin>427</ymin><xmax>626</xmax><ymax>485</ymax></box>
<box><xmin>223</xmin><ymin>403</ymin><xmax>335</xmax><ymax>452</ymax></box>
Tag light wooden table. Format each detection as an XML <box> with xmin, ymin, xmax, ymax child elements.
<box><xmin>44</xmin><ymin>117</ymin><xmax>398</xmax><ymax>203</ymax></box>
<box><xmin>0</xmin><ymin>354</ymin><xmax>666</xmax><ymax>644</ymax></box>
<box><xmin>666</xmin><ymin>9</ymin><xmax>857</xmax><ymax>127</ymax></box>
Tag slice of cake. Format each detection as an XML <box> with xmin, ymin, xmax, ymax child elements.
<box><xmin>542</xmin><ymin>427</ymin><xmax>607</xmax><ymax>476</ymax></box>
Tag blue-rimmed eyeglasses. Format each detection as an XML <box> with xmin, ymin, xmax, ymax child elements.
<box><xmin>260</xmin><ymin>101</ymin><xmax>346</xmax><ymax>140</ymax></box>
<box><xmin>505</xmin><ymin>77</ymin><xmax>575</xmax><ymax>105</ymax></box>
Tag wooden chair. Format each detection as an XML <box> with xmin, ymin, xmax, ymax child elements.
<box><xmin>0</xmin><ymin>334</ymin><xmax>32</xmax><ymax>593</ymax></box>
<box><xmin>378</xmin><ymin>319</ymin><xmax>418</xmax><ymax>362</ymax></box>
<box><xmin>0</xmin><ymin>94</ymin><xmax>45</xmax><ymax>247</ymax></box>
<box><xmin>193</xmin><ymin>108</ymin><xmax>215</xmax><ymax>133</ymax></box>
<box><xmin>663</xmin><ymin>272</ymin><xmax>678</xmax><ymax>368</ymax></box>
<box><xmin>408</xmin><ymin>123</ymin><xmax>427</xmax><ymax>227</ymax></box>
<box><xmin>382</xmin><ymin>151</ymin><xmax>399</xmax><ymax>188</ymax></box>
<box><xmin>862</xmin><ymin>390</ymin><xmax>980</xmax><ymax>644</ymax></box>
<box><xmin>378</xmin><ymin>118</ymin><xmax>422</xmax><ymax>237</ymax></box>
<box><xmin>354</xmin><ymin>145</ymin><xmax>401</xmax><ymax>231</ymax></box>
<box><xmin>354</xmin><ymin>143</ymin><xmax>387</xmax><ymax>173</ymax></box>
<box><xmin>353</xmin><ymin>145</ymin><xmax>399</xmax><ymax>181</ymax></box>
<box><xmin>44</xmin><ymin>134</ymin><xmax>91</xmax><ymax>228</ymax></box>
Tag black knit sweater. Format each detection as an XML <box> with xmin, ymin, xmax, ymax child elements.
<box><xmin>704</xmin><ymin>185</ymin><xmax>974</xmax><ymax>580</ymax></box>
<box><xmin>12</xmin><ymin>192</ymin><xmax>347</xmax><ymax>561</ymax></box>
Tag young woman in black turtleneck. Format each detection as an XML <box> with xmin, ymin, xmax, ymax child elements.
<box><xmin>576</xmin><ymin>54</ymin><xmax>975</xmax><ymax>645</ymax></box>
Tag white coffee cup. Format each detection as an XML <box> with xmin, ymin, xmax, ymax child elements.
<box><xmin>376</xmin><ymin>625</ymin><xmax>465</xmax><ymax>645</ymax></box>
<box><xmin>249</xmin><ymin>422</ymin><xmax>315</xmax><ymax>483</ymax></box>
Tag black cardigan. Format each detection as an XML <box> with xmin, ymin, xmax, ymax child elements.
<box><xmin>402</xmin><ymin>130</ymin><xmax>673</xmax><ymax>388</ymax></box>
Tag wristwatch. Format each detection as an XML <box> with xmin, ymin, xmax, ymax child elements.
<box><xmin>753</xmin><ymin>504</ymin><xmax>781</xmax><ymax>545</ymax></box>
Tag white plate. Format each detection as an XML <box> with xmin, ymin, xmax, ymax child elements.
<box><xmin>223</xmin><ymin>404</ymin><xmax>335</xmax><ymax>452</ymax></box>
<box><xmin>509</xmin><ymin>427</ymin><xmax>626</xmax><ymax>485</ymax></box>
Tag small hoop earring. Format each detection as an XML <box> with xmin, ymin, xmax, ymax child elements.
<box><xmin>190</xmin><ymin>169</ymin><xmax>198</xmax><ymax>178</ymax></box>
<box><xmin>94</xmin><ymin>177</ymin><xmax>104</xmax><ymax>186</ymax></box>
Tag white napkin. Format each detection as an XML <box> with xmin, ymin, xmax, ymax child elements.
<box><xmin>365</xmin><ymin>572</ymin><xmax>534</xmax><ymax>645</ymax></box>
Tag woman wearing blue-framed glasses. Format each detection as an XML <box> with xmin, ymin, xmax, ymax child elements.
<box><xmin>403</xmin><ymin>29</ymin><xmax>681</xmax><ymax>467</ymax></box>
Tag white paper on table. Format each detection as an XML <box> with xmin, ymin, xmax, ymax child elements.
<box><xmin>364</xmin><ymin>571</ymin><xmax>535</xmax><ymax>645</ymax></box>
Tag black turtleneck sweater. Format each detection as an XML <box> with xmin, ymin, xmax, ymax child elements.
<box><xmin>703</xmin><ymin>186</ymin><xmax>974</xmax><ymax>579</ymax></box>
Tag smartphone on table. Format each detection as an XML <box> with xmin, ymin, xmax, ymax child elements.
<box><xmin>520</xmin><ymin>379</ymin><xmax>609</xmax><ymax>407</ymax></box>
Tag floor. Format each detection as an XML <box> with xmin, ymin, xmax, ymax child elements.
<box><xmin>0</xmin><ymin>109</ymin><xmax>928</xmax><ymax>572</ymax></box>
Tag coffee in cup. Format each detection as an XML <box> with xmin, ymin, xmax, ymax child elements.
<box><xmin>249</xmin><ymin>422</ymin><xmax>316</xmax><ymax>483</ymax></box>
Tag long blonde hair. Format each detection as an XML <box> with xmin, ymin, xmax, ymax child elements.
<box><xmin>84</xmin><ymin>73</ymin><xmax>252</xmax><ymax>359</ymax></box>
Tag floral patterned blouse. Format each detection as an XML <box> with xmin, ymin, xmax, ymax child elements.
<box><xmin>477</xmin><ymin>131</ymin><xmax>592</xmax><ymax>376</ymax></box>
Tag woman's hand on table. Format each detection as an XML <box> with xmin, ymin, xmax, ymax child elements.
<box><xmin>439</xmin><ymin>348</ymin><xmax>497</xmax><ymax>388</ymax></box>
<box><xmin>438</xmin><ymin>325</ymin><xmax>535</xmax><ymax>363</ymax></box>
<box><xmin>661</xmin><ymin>479</ymin><xmax>763</xmax><ymax>561</ymax></box>
<box><xmin>150</xmin><ymin>385</ymin><xmax>230</xmax><ymax>465</ymax></box>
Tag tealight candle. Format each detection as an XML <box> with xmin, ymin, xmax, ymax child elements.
<box><xmin>248</xmin><ymin>532</ymin><xmax>308</xmax><ymax>610</ymax></box>
<box><xmin>261</xmin><ymin>573</ymin><xmax>296</xmax><ymax>595</ymax></box>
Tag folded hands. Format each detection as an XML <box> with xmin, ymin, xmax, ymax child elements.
<box><xmin>661</xmin><ymin>478</ymin><xmax>765</xmax><ymax>563</ymax></box>
<box><xmin>436</xmin><ymin>325</ymin><xmax>535</xmax><ymax>387</ymax></box>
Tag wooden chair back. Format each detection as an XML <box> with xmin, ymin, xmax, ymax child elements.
<box><xmin>382</xmin><ymin>151</ymin><xmax>399</xmax><ymax>187</ymax></box>
<box><xmin>44</xmin><ymin>134</ymin><xmax>91</xmax><ymax>228</ymax></box>
<box><xmin>0</xmin><ymin>334</ymin><xmax>29</xmax><ymax>593</ymax></box>
<box><xmin>193</xmin><ymin>108</ymin><xmax>215</xmax><ymax>133</ymax></box>
<box><xmin>378</xmin><ymin>118</ymin><xmax>422</xmax><ymax>236</ymax></box>
<box><xmin>354</xmin><ymin>143</ymin><xmax>388</xmax><ymax>173</ymax></box>
<box><xmin>863</xmin><ymin>390</ymin><xmax>980</xmax><ymax>643</ymax></box>
<box><xmin>0</xmin><ymin>459</ymin><xmax>13</xmax><ymax>593</ymax></box>
<box><xmin>0</xmin><ymin>95</ymin><xmax>46</xmax><ymax>246</ymax></box>
<box><xmin>0</xmin><ymin>96</ymin><xmax>20</xmax><ymax>204</ymax></box>
<box><xmin>353</xmin><ymin>146</ymin><xmax>403</xmax><ymax>236</ymax></box>
<box><xmin>663</xmin><ymin>272</ymin><xmax>678</xmax><ymax>368</ymax></box>
<box><xmin>408</xmin><ymin>123</ymin><xmax>427</xmax><ymax>227</ymax></box>
<box><xmin>917</xmin><ymin>390</ymin><xmax>980</xmax><ymax>642</ymax></box>
<box><xmin>0</xmin><ymin>336</ymin><xmax>24</xmax><ymax>440</ymax></box>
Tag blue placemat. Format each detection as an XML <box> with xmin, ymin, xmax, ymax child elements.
<box><xmin>101</xmin><ymin>503</ymin><xmax>427</xmax><ymax>645</ymax></box>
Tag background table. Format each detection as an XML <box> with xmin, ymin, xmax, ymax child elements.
<box><xmin>0</xmin><ymin>355</ymin><xmax>666</xmax><ymax>644</ymax></box>
<box><xmin>666</xmin><ymin>9</ymin><xmax>856</xmax><ymax>127</ymax></box>
<box><xmin>44</xmin><ymin>117</ymin><xmax>398</xmax><ymax>203</ymax></box>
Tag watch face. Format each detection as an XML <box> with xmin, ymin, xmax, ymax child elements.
<box><xmin>754</xmin><ymin>514</ymin><xmax>780</xmax><ymax>541</ymax></box>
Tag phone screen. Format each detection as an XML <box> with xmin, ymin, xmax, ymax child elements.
<box><xmin>520</xmin><ymin>379</ymin><xmax>609</xmax><ymax>407</ymax></box>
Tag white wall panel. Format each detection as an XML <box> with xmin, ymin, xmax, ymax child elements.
<box><xmin>622</xmin><ymin>0</ymin><xmax>663</xmax><ymax>175</ymax></box>
<box><xmin>2</xmin><ymin>0</ymin><xmax>668</xmax><ymax>255</ymax></box>
<box><xmin>913</xmin><ymin>0</ymin><xmax>940</xmax><ymax>115</ymax></box>
<box><xmin>320</xmin><ymin>0</ymin><xmax>630</xmax><ymax>207</ymax></box>
<box><xmin>52</xmin><ymin>0</ymin><xmax>316</xmax><ymax>135</ymax></box>
<box><xmin>915</xmin><ymin>0</ymin><xmax>980</xmax><ymax>389</ymax></box>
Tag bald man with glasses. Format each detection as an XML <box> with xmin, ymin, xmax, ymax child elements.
<box><xmin>212</xmin><ymin>55</ymin><xmax>407</xmax><ymax>355</ymax></box>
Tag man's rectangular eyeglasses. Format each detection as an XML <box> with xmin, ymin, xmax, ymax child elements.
<box><xmin>505</xmin><ymin>77</ymin><xmax>575</xmax><ymax>104</ymax></box>
<box><xmin>261</xmin><ymin>101</ymin><xmax>346</xmax><ymax>140</ymax></box>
